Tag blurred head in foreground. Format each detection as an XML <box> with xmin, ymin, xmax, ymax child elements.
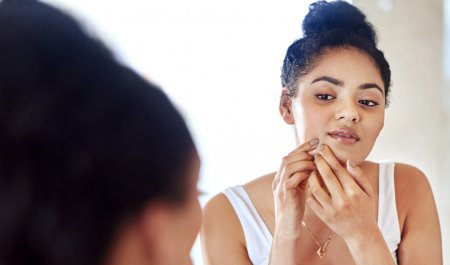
<box><xmin>0</xmin><ymin>1</ymin><xmax>201</xmax><ymax>265</ymax></box>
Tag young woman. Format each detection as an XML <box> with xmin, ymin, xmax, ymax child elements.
<box><xmin>201</xmin><ymin>1</ymin><xmax>442</xmax><ymax>265</ymax></box>
<box><xmin>0</xmin><ymin>1</ymin><xmax>200</xmax><ymax>265</ymax></box>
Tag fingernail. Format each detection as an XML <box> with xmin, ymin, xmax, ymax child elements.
<box><xmin>348</xmin><ymin>159</ymin><xmax>355</xmax><ymax>168</ymax></box>
<box><xmin>319</xmin><ymin>144</ymin><xmax>325</xmax><ymax>151</ymax></box>
<box><xmin>309</xmin><ymin>138</ymin><xmax>319</xmax><ymax>146</ymax></box>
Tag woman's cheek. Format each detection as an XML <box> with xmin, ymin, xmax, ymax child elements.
<box><xmin>303</xmin><ymin>111</ymin><xmax>326</xmax><ymax>141</ymax></box>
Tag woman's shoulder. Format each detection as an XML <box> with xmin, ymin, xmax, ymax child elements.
<box><xmin>371</xmin><ymin>160</ymin><xmax>430</xmax><ymax>191</ymax></box>
<box><xmin>392</xmin><ymin>162</ymin><xmax>432</xmax><ymax>196</ymax></box>
<box><xmin>244</xmin><ymin>172</ymin><xmax>276</xmax><ymax>196</ymax></box>
<box><xmin>202</xmin><ymin>172</ymin><xmax>275</xmax><ymax>222</ymax></box>
<box><xmin>364</xmin><ymin>160</ymin><xmax>433</xmax><ymax>212</ymax></box>
<box><xmin>201</xmin><ymin>191</ymin><xmax>248</xmax><ymax>262</ymax></box>
<box><xmin>201</xmin><ymin>173</ymin><xmax>275</xmax><ymax>264</ymax></box>
<box><xmin>202</xmin><ymin>191</ymin><xmax>240</xmax><ymax>231</ymax></box>
<box><xmin>202</xmin><ymin>172</ymin><xmax>275</xmax><ymax>231</ymax></box>
<box><xmin>390</xmin><ymin>163</ymin><xmax>442</xmax><ymax>261</ymax></box>
<box><xmin>366</xmin><ymin>161</ymin><xmax>436</xmax><ymax>237</ymax></box>
<box><xmin>391</xmin><ymin>162</ymin><xmax>435</xmax><ymax>220</ymax></box>
<box><xmin>370</xmin><ymin>161</ymin><xmax>433</xmax><ymax>204</ymax></box>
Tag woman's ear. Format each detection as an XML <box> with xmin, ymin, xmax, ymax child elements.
<box><xmin>279</xmin><ymin>88</ymin><xmax>295</xmax><ymax>125</ymax></box>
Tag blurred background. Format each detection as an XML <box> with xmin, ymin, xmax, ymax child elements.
<box><xmin>41</xmin><ymin>0</ymin><xmax>449</xmax><ymax>264</ymax></box>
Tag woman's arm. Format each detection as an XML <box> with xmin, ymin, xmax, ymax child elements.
<box><xmin>395</xmin><ymin>164</ymin><xmax>442</xmax><ymax>265</ymax></box>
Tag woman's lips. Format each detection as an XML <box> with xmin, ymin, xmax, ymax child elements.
<box><xmin>327</xmin><ymin>128</ymin><xmax>360</xmax><ymax>144</ymax></box>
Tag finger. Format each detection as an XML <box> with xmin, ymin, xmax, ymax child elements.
<box><xmin>285</xmin><ymin>151</ymin><xmax>314</xmax><ymax>165</ymax></box>
<box><xmin>279</xmin><ymin>156</ymin><xmax>316</xmax><ymax>185</ymax></box>
<box><xmin>291</xmin><ymin>138</ymin><xmax>320</xmax><ymax>154</ymax></box>
<box><xmin>307</xmin><ymin>170</ymin><xmax>331</xmax><ymax>208</ymax></box>
<box><xmin>284</xmin><ymin>161</ymin><xmax>316</xmax><ymax>178</ymax></box>
<box><xmin>284</xmin><ymin>171</ymin><xmax>310</xmax><ymax>190</ymax></box>
<box><xmin>314</xmin><ymin>154</ymin><xmax>346</xmax><ymax>200</ymax></box>
<box><xmin>319</xmin><ymin>144</ymin><xmax>358</xmax><ymax>192</ymax></box>
<box><xmin>274</xmin><ymin>138</ymin><xmax>319</xmax><ymax>189</ymax></box>
<box><xmin>274</xmin><ymin>159</ymin><xmax>288</xmax><ymax>190</ymax></box>
<box><xmin>346</xmin><ymin>160</ymin><xmax>374</xmax><ymax>197</ymax></box>
<box><xmin>306</xmin><ymin>196</ymin><xmax>326</xmax><ymax>220</ymax></box>
<box><xmin>279</xmin><ymin>161</ymin><xmax>315</xmax><ymax>188</ymax></box>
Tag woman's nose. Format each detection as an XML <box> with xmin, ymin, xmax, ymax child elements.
<box><xmin>335</xmin><ymin>100</ymin><xmax>360</xmax><ymax>122</ymax></box>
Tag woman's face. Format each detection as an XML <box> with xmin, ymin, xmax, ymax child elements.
<box><xmin>287</xmin><ymin>47</ymin><xmax>385</xmax><ymax>165</ymax></box>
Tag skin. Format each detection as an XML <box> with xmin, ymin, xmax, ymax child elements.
<box><xmin>106</xmin><ymin>150</ymin><xmax>202</xmax><ymax>265</ymax></box>
<box><xmin>201</xmin><ymin>47</ymin><xmax>442</xmax><ymax>265</ymax></box>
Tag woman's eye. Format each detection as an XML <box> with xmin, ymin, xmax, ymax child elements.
<box><xmin>359</xmin><ymin>99</ymin><xmax>378</xmax><ymax>107</ymax></box>
<box><xmin>316</xmin><ymin>94</ymin><xmax>335</xmax><ymax>101</ymax></box>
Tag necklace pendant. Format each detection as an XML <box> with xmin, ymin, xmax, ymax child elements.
<box><xmin>316</xmin><ymin>239</ymin><xmax>330</xmax><ymax>259</ymax></box>
<box><xmin>316</xmin><ymin>247</ymin><xmax>326</xmax><ymax>259</ymax></box>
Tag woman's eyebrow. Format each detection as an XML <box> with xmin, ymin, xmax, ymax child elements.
<box><xmin>311</xmin><ymin>76</ymin><xmax>343</xmax><ymax>86</ymax></box>
<box><xmin>359</xmin><ymin>83</ymin><xmax>384</xmax><ymax>95</ymax></box>
<box><xmin>311</xmin><ymin>75</ymin><xmax>384</xmax><ymax>95</ymax></box>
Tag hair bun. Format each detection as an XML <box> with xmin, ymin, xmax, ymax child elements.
<box><xmin>302</xmin><ymin>0</ymin><xmax>377</xmax><ymax>45</ymax></box>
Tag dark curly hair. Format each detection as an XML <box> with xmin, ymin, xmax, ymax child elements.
<box><xmin>281</xmin><ymin>0</ymin><xmax>391</xmax><ymax>106</ymax></box>
<box><xmin>0</xmin><ymin>0</ymin><xmax>195</xmax><ymax>265</ymax></box>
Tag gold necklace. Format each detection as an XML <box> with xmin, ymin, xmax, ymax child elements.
<box><xmin>301</xmin><ymin>220</ymin><xmax>334</xmax><ymax>259</ymax></box>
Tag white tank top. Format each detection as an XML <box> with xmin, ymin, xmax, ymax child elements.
<box><xmin>223</xmin><ymin>161</ymin><xmax>401</xmax><ymax>265</ymax></box>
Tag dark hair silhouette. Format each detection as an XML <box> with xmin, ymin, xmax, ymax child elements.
<box><xmin>0</xmin><ymin>1</ymin><xmax>195</xmax><ymax>265</ymax></box>
<box><xmin>281</xmin><ymin>0</ymin><xmax>391</xmax><ymax>106</ymax></box>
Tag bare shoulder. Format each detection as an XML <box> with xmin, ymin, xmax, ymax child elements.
<box><xmin>394</xmin><ymin>162</ymin><xmax>427</xmax><ymax>179</ymax></box>
<box><xmin>244</xmin><ymin>172</ymin><xmax>276</xmax><ymax>195</ymax></box>
<box><xmin>392</xmin><ymin>165</ymin><xmax>442</xmax><ymax>263</ymax></box>
<box><xmin>394</xmin><ymin>163</ymin><xmax>433</xmax><ymax>200</ymax></box>
<box><xmin>393</xmin><ymin>163</ymin><xmax>437</xmax><ymax>230</ymax></box>
<box><xmin>202</xmin><ymin>171</ymin><xmax>275</xmax><ymax>233</ymax></box>
<box><xmin>244</xmin><ymin>172</ymin><xmax>276</xmax><ymax>229</ymax></box>
<box><xmin>201</xmin><ymin>192</ymin><xmax>250</xmax><ymax>264</ymax></box>
<box><xmin>201</xmin><ymin>192</ymin><xmax>245</xmax><ymax>245</ymax></box>
<box><xmin>201</xmin><ymin>173</ymin><xmax>275</xmax><ymax>265</ymax></box>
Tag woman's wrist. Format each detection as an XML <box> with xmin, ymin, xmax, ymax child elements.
<box><xmin>342</xmin><ymin>225</ymin><xmax>396</xmax><ymax>265</ymax></box>
<box><xmin>273</xmin><ymin>219</ymin><xmax>303</xmax><ymax>241</ymax></box>
<box><xmin>269</xmin><ymin>233</ymin><xmax>300</xmax><ymax>265</ymax></box>
<box><xmin>273</xmin><ymin>228</ymin><xmax>302</xmax><ymax>242</ymax></box>
<box><xmin>343</xmin><ymin>225</ymin><xmax>385</xmax><ymax>252</ymax></box>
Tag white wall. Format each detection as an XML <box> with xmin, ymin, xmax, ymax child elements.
<box><xmin>444</xmin><ymin>0</ymin><xmax>450</xmax><ymax>263</ymax></box>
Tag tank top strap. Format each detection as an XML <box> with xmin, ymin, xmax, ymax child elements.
<box><xmin>223</xmin><ymin>185</ymin><xmax>271</xmax><ymax>265</ymax></box>
<box><xmin>377</xmin><ymin>161</ymin><xmax>401</xmax><ymax>264</ymax></box>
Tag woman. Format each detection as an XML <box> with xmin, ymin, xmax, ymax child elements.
<box><xmin>201</xmin><ymin>1</ymin><xmax>442</xmax><ymax>264</ymax></box>
<box><xmin>0</xmin><ymin>1</ymin><xmax>200</xmax><ymax>265</ymax></box>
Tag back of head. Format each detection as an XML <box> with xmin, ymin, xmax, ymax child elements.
<box><xmin>0</xmin><ymin>1</ymin><xmax>194</xmax><ymax>265</ymax></box>
<box><xmin>281</xmin><ymin>0</ymin><xmax>391</xmax><ymax>105</ymax></box>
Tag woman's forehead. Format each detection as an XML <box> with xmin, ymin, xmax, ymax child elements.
<box><xmin>300</xmin><ymin>47</ymin><xmax>385</xmax><ymax>90</ymax></box>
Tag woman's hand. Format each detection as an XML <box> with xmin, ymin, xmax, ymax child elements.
<box><xmin>307</xmin><ymin>144</ymin><xmax>398</xmax><ymax>265</ymax></box>
<box><xmin>269</xmin><ymin>138</ymin><xmax>319</xmax><ymax>265</ymax></box>
<box><xmin>307</xmin><ymin>144</ymin><xmax>377</xmax><ymax>243</ymax></box>
<box><xmin>272</xmin><ymin>138</ymin><xmax>319</xmax><ymax>240</ymax></box>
